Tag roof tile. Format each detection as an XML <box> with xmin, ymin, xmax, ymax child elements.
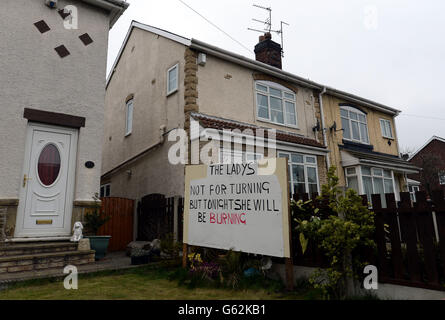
<box><xmin>192</xmin><ymin>113</ymin><xmax>325</xmax><ymax>149</ymax></box>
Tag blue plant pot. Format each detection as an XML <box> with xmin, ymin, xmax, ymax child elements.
<box><xmin>87</xmin><ymin>236</ymin><xmax>111</xmax><ymax>260</ymax></box>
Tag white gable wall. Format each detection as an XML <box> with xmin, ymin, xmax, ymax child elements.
<box><xmin>0</xmin><ymin>0</ymin><xmax>109</xmax><ymax>201</ymax></box>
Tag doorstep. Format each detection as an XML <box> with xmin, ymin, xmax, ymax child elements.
<box><xmin>5</xmin><ymin>237</ymin><xmax>71</xmax><ymax>243</ymax></box>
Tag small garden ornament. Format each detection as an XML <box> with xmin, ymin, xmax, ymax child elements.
<box><xmin>71</xmin><ymin>221</ymin><xmax>84</xmax><ymax>242</ymax></box>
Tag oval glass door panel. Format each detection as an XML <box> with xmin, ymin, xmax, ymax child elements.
<box><xmin>37</xmin><ymin>144</ymin><xmax>61</xmax><ymax>186</ymax></box>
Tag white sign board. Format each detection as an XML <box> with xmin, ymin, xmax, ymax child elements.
<box><xmin>183</xmin><ymin>158</ymin><xmax>290</xmax><ymax>258</ymax></box>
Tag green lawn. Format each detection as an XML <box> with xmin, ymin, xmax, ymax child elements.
<box><xmin>0</xmin><ymin>265</ymin><xmax>317</xmax><ymax>300</ymax></box>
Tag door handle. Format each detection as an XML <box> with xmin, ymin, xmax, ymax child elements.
<box><xmin>23</xmin><ymin>174</ymin><xmax>31</xmax><ymax>188</ymax></box>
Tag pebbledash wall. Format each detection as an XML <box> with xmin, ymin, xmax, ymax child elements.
<box><xmin>102</xmin><ymin>28</ymin><xmax>187</xmax><ymax>199</ymax></box>
<box><xmin>0</xmin><ymin>0</ymin><xmax>111</xmax><ymax>238</ymax></box>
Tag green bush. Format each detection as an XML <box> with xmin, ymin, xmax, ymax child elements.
<box><xmin>84</xmin><ymin>196</ymin><xmax>110</xmax><ymax>236</ymax></box>
<box><xmin>294</xmin><ymin>166</ymin><xmax>375</xmax><ymax>299</ymax></box>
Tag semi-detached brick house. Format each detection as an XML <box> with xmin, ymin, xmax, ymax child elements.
<box><xmin>409</xmin><ymin>136</ymin><xmax>445</xmax><ymax>197</ymax></box>
<box><xmin>101</xmin><ymin>21</ymin><xmax>418</xmax><ymax>207</ymax></box>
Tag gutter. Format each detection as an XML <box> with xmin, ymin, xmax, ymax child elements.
<box><xmin>325</xmin><ymin>87</ymin><xmax>400</xmax><ymax>116</ymax></box>
<box><xmin>190</xmin><ymin>38</ymin><xmax>401</xmax><ymax>116</ymax></box>
<box><xmin>80</xmin><ymin>0</ymin><xmax>129</xmax><ymax>28</ymax></box>
<box><xmin>359</xmin><ymin>159</ymin><xmax>420</xmax><ymax>174</ymax></box>
<box><xmin>318</xmin><ymin>86</ymin><xmax>330</xmax><ymax>168</ymax></box>
<box><xmin>190</xmin><ymin>39</ymin><xmax>320</xmax><ymax>90</ymax></box>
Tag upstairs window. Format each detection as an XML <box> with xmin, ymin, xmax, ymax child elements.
<box><xmin>167</xmin><ymin>64</ymin><xmax>179</xmax><ymax>96</ymax></box>
<box><xmin>255</xmin><ymin>81</ymin><xmax>297</xmax><ymax>127</ymax></box>
<box><xmin>380</xmin><ymin>119</ymin><xmax>393</xmax><ymax>139</ymax></box>
<box><xmin>340</xmin><ymin>106</ymin><xmax>369</xmax><ymax>144</ymax></box>
<box><xmin>219</xmin><ymin>149</ymin><xmax>264</xmax><ymax>164</ymax></box>
<box><xmin>125</xmin><ymin>99</ymin><xmax>134</xmax><ymax>136</ymax></box>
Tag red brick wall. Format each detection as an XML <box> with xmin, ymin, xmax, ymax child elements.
<box><xmin>409</xmin><ymin>139</ymin><xmax>445</xmax><ymax>193</ymax></box>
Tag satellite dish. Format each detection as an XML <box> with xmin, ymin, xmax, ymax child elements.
<box><xmin>260</xmin><ymin>257</ymin><xmax>273</xmax><ymax>271</ymax></box>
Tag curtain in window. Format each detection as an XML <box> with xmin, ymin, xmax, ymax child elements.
<box><xmin>37</xmin><ymin>144</ymin><xmax>61</xmax><ymax>186</ymax></box>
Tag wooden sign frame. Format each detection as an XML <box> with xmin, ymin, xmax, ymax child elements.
<box><xmin>182</xmin><ymin>158</ymin><xmax>294</xmax><ymax>290</ymax></box>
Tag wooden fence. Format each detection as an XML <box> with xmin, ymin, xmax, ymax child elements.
<box><xmin>373</xmin><ymin>191</ymin><xmax>445</xmax><ymax>291</ymax></box>
<box><xmin>290</xmin><ymin>190</ymin><xmax>445</xmax><ymax>291</ymax></box>
<box><xmin>98</xmin><ymin>197</ymin><xmax>134</xmax><ymax>252</ymax></box>
<box><xmin>137</xmin><ymin>194</ymin><xmax>183</xmax><ymax>241</ymax></box>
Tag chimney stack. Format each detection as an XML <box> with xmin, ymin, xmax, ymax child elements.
<box><xmin>254</xmin><ymin>32</ymin><xmax>282</xmax><ymax>69</ymax></box>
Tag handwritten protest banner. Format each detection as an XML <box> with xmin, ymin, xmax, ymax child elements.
<box><xmin>183</xmin><ymin>158</ymin><xmax>290</xmax><ymax>258</ymax></box>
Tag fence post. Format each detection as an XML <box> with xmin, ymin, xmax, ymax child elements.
<box><xmin>173</xmin><ymin>196</ymin><xmax>179</xmax><ymax>242</ymax></box>
<box><xmin>385</xmin><ymin>194</ymin><xmax>404</xmax><ymax>280</ymax></box>
<box><xmin>285</xmin><ymin>157</ymin><xmax>294</xmax><ymax>291</ymax></box>
<box><xmin>431</xmin><ymin>190</ymin><xmax>445</xmax><ymax>279</ymax></box>
<box><xmin>399</xmin><ymin>192</ymin><xmax>422</xmax><ymax>283</ymax></box>
<box><xmin>415</xmin><ymin>192</ymin><xmax>439</xmax><ymax>285</ymax></box>
<box><xmin>372</xmin><ymin>194</ymin><xmax>390</xmax><ymax>280</ymax></box>
<box><xmin>182</xmin><ymin>243</ymin><xmax>188</xmax><ymax>268</ymax></box>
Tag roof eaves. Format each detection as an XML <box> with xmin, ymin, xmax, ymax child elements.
<box><xmin>106</xmin><ymin>21</ymin><xmax>191</xmax><ymax>88</ymax></box>
<box><xmin>80</xmin><ymin>0</ymin><xmax>129</xmax><ymax>28</ymax></box>
<box><xmin>190</xmin><ymin>38</ymin><xmax>321</xmax><ymax>90</ymax></box>
<box><xmin>190</xmin><ymin>38</ymin><xmax>401</xmax><ymax>116</ymax></box>
<box><xmin>408</xmin><ymin>135</ymin><xmax>445</xmax><ymax>161</ymax></box>
<box><xmin>325</xmin><ymin>87</ymin><xmax>401</xmax><ymax>116</ymax></box>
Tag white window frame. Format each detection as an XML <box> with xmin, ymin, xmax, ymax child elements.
<box><xmin>345</xmin><ymin>165</ymin><xmax>396</xmax><ymax>206</ymax></box>
<box><xmin>100</xmin><ymin>183</ymin><xmax>111</xmax><ymax>198</ymax></box>
<box><xmin>125</xmin><ymin>99</ymin><xmax>134</xmax><ymax>136</ymax></box>
<box><xmin>255</xmin><ymin>81</ymin><xmax>298</xmax><ymax>128</ymax></box>
<box><xmin>409</xmin><ymin>185</ymin><xmax>420</xmax><ymax>202</ymax></box>
<box><xmin>340</xmin><ymin>106</ymin><xmax>370</xmax><ymax>144</ymax></box>
<box><xmin>380</xmin><ymin>119</ymin><xmax>394</xmax><ymax>139</ymax></box>
<box><xmin>167</xmin><ymin>63</ymin><xmax>179</xmax><ymax>96</ymax></box>
<box><xmin>278</xmin><ymin>152</ymin><xmax>319</xmax><ymax>195</ymax></box>
<box><xmin>218</xmin><ymin>149</ymin><xmax>264</xmax><ymax>164</ymax></box>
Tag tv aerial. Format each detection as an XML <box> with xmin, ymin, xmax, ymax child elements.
<box><xmin>248</xmin><ymin>4</ymin><xmax>289</xmax><ymax>57</ymax></box>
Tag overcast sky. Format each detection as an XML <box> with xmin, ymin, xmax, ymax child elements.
<box><xmin>107</xmin><ymin>0</ymin><xmax>445</xmax><ymax>153</ymax></box>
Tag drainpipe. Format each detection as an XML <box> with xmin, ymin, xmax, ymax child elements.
<box><xmin>319</xmin><ymin>86</ymin><xmax>330</xmax><ymax>169</ymax></box>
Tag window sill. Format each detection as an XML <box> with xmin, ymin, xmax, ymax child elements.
<box><xmin>257</xmin><ymin>118</ymin><xmax>299</xmax><ymax>130</ymax></box>
<box><xmin>382</xmin><ymin>136</ymin><xmax>395</xmax><ymax>140</ymax></box>
<box><xmin>166</xmin><ymin>89</ymin><xmax>178</xmax><ymax>97</ymax></box>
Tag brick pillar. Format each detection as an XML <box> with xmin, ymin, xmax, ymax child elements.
<box><xmin>184</xmin><ymin>48</ymin><xmax>199</xmax><ymax>165</ymax></box>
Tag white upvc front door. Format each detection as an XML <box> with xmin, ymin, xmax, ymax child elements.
<box><xmin>15</xmin><ymin>123</ymin><xmax>78</xmax><ymax>238</ymax></box>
